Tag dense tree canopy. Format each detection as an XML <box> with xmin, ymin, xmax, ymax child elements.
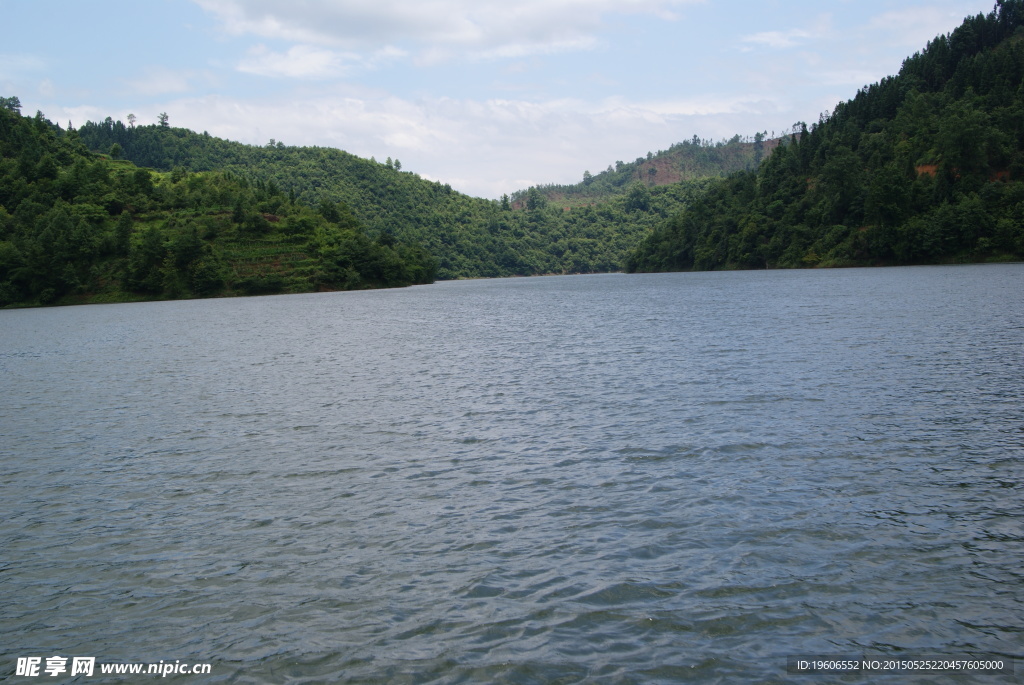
<box><xmin>7</xmin><ymin>2</ymin><xmax>1021</xmax><ymax>307</ymax></box>
<box><xmin>0</xmin><ymin>105</ymin><xmax>435</xmax><ymax>307</ymax></box>
<box><xmin>628</xmin><ymin>1</ymin><xmax>1024</xmax><ymax>272</ymax></box>
<box><xmin>74</xmin><ymin>116</ymin><xmax>752</xmax><ymax>280</ymax></box>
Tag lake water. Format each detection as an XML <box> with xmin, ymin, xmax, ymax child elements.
<box><xmin>2</xmin><ymin>265</ymin><xmax>1022</xmax><ymax>683</ymax></box>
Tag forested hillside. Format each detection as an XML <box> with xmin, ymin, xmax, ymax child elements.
<box><xmin>0</xmin><ymin>99</ymin><xmax>435</xmax><ymax>307</ymax></box>
<box><xmin>628</xmin><ymin>1</ymin><xmax>1024</xmax><ymax>272</ymax></box>
<box><xmin>11</xmin><ymin>2</ymin><xmax>1014</xmax><ymax>306</ymax></box>
<box><xmin>514</xmin><ymin>133</ymin><xmax>779</xmax><ymax>209</ymax></box>
<box><xmin>75</xmin><ymin>119</ymin><xmax>730</xmax><ymax>279</ymax></box>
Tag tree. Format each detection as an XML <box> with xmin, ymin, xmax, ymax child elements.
<box><xmin>625</xmin><ymin>182</ymin><xmax>651</xmax><ymax>212</ymax></box>
<box><xmin>114</xmin><ymin>211</ymin><xmax>132</xmax><ymax>255</ymax></box>
<box><xmin>36</xmin><ymin>154</ymin><xmax>59</xmax><ymax>180</ymax></box>
<box><xmin>525</xmin><ymin>187</ymin><xmax>546</xmax><ymax>211</ymax></box>
<box><xmin>0</xmin><ymin>103</ymin><xmax>443</xmax><ymax>305</ymax></box>
<box><xmin>319</xmin><ymin>200</ymin><xmax>341</xmax><ymax>224</ymax></box>
<box><xmin>127</xmin><ymin>113</ymin><xmax>136</xmax><ymax>128</ymax></box>
<box><xmin>133</xmin><ymin>168</ymin><xmax>154</xmax><ymax>196</ymax></box>
<box><xmin>109</xmin><ymin>143</ymin><xmax>122</xmax><ymax>160</ymax></box>
<box><xmin>158</xmin><ymin>112</ymin><xmax>169</xmax><ymax>127</ymax></box>
<box><xmin>170</xmin><ymin>225</ymin><xmax>204</xmax><ymax>269</ymax></box>
<box><xmin>190</xmin><ymin>256</ymin><xmax>224</xmax><ymax>296</ymax></box>
<box><xmin>127</xmin><ymin>226</ymin><xmax>166</xmax><ymax>293</ymax></box>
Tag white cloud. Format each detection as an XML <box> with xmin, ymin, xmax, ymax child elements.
<box><xmin>124</xmin><ymin>67</ymin><xmax>204</xmax><ymax>96</ymax></box>
<box><xmin>0</xmin><ymin>53</ymin><xmax>46</xmax><ymax>81</ymax></box>
<box><xmin>191</xmin><ymin>0</ymin><xmax>701</xmax><ymax>61</ymax></box>
<box><xmin>741</xmin><ymin>29</ymin><xmax>812</xmax><ymax>50</ymax></box>
<box><xmin>238</xmin><ymin>45</ymin><xmax>354</xmax><ymax>79</ymax></box>
<box><xmin>472</xmin><ymin>36</ymin><xmax>601</xmax><ymax>61</ymax></box>
<box><xmin>815</xmin><ymin>69</ymin><xmax>883</xmax><ymax>88</ymax></box>
<box><xmin>612</xmin><ymin>94</ymin><xmax>783</xmax><ymax>117</ymax></box>
<box><xmin>237</xmin><ymin>43</ymin><xmax>409</xmax><ymax>79</ymax></box>
<box><xmin>738</xmin><ymin>13</ymin><xmax>834</xmax><ymax>53</ymax></box>
<box><xmin>145</xmin><ymin>90</ymin><xmax>791</xmax><ymax>199</ymax></box>
<box><xmin>867</xmin><ymin>7</ymin><xmax>981</xmax><ymax>49</ymax></box>
<box><xmin>55</xmin><ymin>104</ymin><xmax>110</xmax><ymax>130</ymax></box>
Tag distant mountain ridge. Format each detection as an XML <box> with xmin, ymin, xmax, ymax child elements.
<box><xmin>512</xmin><ymin>134</ymin><xmax>782</xmax><ymax>210</ymax></box>
<box><xmin>8</xmin><ymin>1</ymin><xmax>1019</xmax><ymax>309</ymax></box>
<box><xmin>74</xmin><ymin>120</ymin><xmax>745</xmax><ymax>279</ymax></box>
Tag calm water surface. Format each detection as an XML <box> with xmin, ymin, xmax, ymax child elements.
<box><xmin>2</xmin><ymin>265</ymin><xmax>1023</xmax><ymax>683</ymax></box>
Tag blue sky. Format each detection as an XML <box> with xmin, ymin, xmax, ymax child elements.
<box><xmin>2</xmin><ymin>0</ymin><xmax>996</xmax><ymax>198</ymax></box>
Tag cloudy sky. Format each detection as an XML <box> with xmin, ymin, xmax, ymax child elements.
<box><xmin>3</xmin><ymin>0</ymin><xmax>995</xmax><ymax>198</ymax></box>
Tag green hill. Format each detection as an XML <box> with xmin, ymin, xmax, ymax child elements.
<box><xmin>12</xmin><ymin>1</ymin><xmax>1014</xmax><ymax>305</ymax></box>
<box><xmin>0</xmin><ymin>100</ymin><xmax>435</xmax><ymax>308</ymax></box>
<box><xmin>74</xmin><ymin>116</ymin><xmax>752</xmax><ymax>280</ymax></box>
<box><xmin>513</xmin><ymin>133</ymin><xmax>781</xmax><ymax>210</ymax></box>
<box><xmin>628</xmin><ymin>1</ymin><xmax>1024</xmax><ymax>272</ymax></box>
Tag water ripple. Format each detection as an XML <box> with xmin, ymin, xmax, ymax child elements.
<box><xmin>2</xmin><ymin>266</ymin><xmax>1022</xmax><ymax>682</ymax></box>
